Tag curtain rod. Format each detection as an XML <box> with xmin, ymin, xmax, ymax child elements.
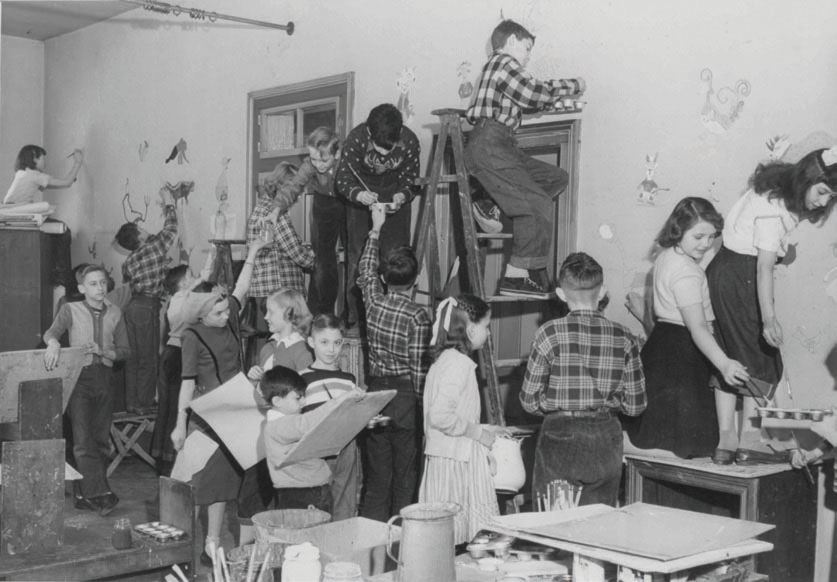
<box><xmin>121</xmin><ymin>0</ymin><xmax>294</xmax><ymax>35</ymax></box>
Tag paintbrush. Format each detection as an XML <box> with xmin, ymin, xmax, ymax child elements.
<box><xmin>347</xmin><ymin>163</ymin><xmax>374</xmax><ymax>194</ymax></box>
<box><xmin>244</xmin><ymin>542</ymin><xmax>258</xmax><ymax>582</ymax></box>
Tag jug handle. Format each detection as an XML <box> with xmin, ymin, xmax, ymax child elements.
<box><xmin>385</xmin><ymin>514</ymin><xmax>402</xmax><ymax>564</ymax></box>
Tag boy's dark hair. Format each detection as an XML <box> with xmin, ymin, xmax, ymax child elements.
<box><xmin>491</xmin><ymin>19</ymin><xmax>535</xmax><ymax>52</ymax></box>
<box><xmin>115</xmin><ymin>222</ymin><xmax>142</xmax><ymax>252</ymax></box>
<box><xmin>307</xmin><ymin>126</ymin><xmax>341</xmax><ymax>158</ymax></box>
<box><xmin>656</xmin><ymin>197</ymin><xmax>723</xmax><ymax>248</ymax></box>
<box><xmin>430</xmin><ymin>294</ymin><xmax>490</xmax><ymax>361</ymax></box>
<box><xmin>310</xmin><ymin>313</ymin><xmax>345</xmax><ymax>335</ymax></box>
<box><xmin>75</xmin><ymin>264</ymin><xmax>107</xmax><ymax>285</ymax></box>
<box><xmin>558</xmin><ymin>252</ymin><xmax>603</xmax><ymax>291</ymax></box>
<box><xmin>192</xmin><ymin>280</ymin><xmax>216</xmax><ymax>293</ymax></box>
<box><xmin>366</xmin><ymin>104</ymin><xmax>403</xmax><ymax>151</ymax></box>
<box><xmin>15</xmin><ymin>145</ymin><xmax>46</xmax><ymax>171</ymax></box>
<box><xmin>164</xmin><ymin>264</ymin><xmax>190</xmax><ymax>296</ymax></box>
<box><xmin>260</xmin><ymin>365</ymin><xmax>307</xmax><ymax>402</ymax></box>
<box><xmin>379</xmin><ymin>245</ymin><xmax>418</xmax><ymax>287</ymax></box>
<box><xmin>750</xmin><ymin>148</ymin><xmax>837</xmax><ymax>224</ymax></box>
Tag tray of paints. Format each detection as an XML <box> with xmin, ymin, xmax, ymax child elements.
<box><xmin>758</xmin><ymin>407</ymin><xmax>832</xmax><ymax>429</ymax></box>
<box><xmin>133</xmin><ymin>521</ymin><xmax>188</xmax><ymax>543</ymax></box>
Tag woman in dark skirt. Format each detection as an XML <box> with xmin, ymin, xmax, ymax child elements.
<box><xmin>707</xmin><ymin>148</ymin><xmax>837</xmax><ymax>462</ymax></box>
<box><xmin>625</xmin><ymin>198</ymin><xmax>749</xmax><ymax>459</ymax></box>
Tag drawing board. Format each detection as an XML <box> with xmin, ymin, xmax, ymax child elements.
<box><xmin>0</xmin><ymin>348</ymin><xmax>86</xmax><ymax>423</ymax></box>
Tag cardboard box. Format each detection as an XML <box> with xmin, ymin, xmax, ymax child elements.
<box><xmin>298</xmin><ymin>517</ymin><xmax>401</xmax><ymax>576</ymax></box>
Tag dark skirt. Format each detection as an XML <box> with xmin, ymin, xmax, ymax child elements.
<box><xmin>189</xmin><ymin>416</ymin><xmax>244</xmax><ymax>505</ymax></box>
<box><xmin>623</xmin><ymin>322</ymin><xmax>719</xmax><ymax>458</ymax></box>
<box><xmin>706</xmin><ymin>246</ymin><xmax>783</xmax><ymax>386</ymax></box>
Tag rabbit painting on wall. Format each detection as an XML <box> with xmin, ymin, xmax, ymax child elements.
<box><xmin>636</xmin><ymin>153</ymin><xmax>669</xmax><ymax>205</ymax></box>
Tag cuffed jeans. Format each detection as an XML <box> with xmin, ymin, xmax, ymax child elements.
<box><xmin>124</xmin><ymin>294</ymin><xmax>161</xmax><ymax>411</ymax></box>
<box><xmin>532</xmin><ymin>414</ymin><xmax>623</xmax><ymax>507</ymax></box>
<box><xmin>68</xmin><ymin>364</ymin><xmax>113</xmax><ymax>498</ymax></box>
<box><xmin>308</xmin><ymin>194</ymin><xmax>348</xmax><ymax>316</ymax></box>
<box><xmin>360</xmin><ymin>376</ymin><xmax>418</xmax><ymax>522</ymax></box>
<box><xmin>464</xmin><ymin>119</ymin><xmax>568</xmax><ymax>270</ymax></box>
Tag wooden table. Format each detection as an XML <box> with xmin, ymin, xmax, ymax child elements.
<box><xmin>625</xmin><ymin>453</ymin><xmax>817</xmax><ymax>581</ymax></box>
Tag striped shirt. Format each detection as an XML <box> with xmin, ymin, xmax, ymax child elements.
<box><xmin>122</xmin><ymin>205</ymin><xmax>177</xmax><ymax>297</ymax></box>
<box><xmin>247</xmin><ymin>195</ymin><xmax>314</xmax><ymax>297</ymax></box>
<box><xmin>300</xmin><ymin>368</ymin><xmax>357</xmax><ymax>413</ymax></box>
<box><xmin>357</xmin><ymin>235</ymin><xmax>432</xmax><ymax>395</ymax></box>
<box><xmin>465</xmin><ymin>52</ymin><xmax>582</xmax><ymax>130</ymax></box>
<box><xmin>520</xmin><ymin>310</ymin><xmax>646</xmax><ymax>416</ymax></box>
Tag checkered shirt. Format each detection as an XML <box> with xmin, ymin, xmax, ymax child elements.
<box><xmin>247</xmin><ymin>195</ymin><xmax>314</xmax><ymax>297</ymax></box>
<box><xmin>357</xmin><ymin>234</ymin><xmax>432</xmax><ymax>395</ymax></box>
<box><xmin>465</xmin><ymin>52</ymin><xmax>582</xmax><ymax>130</ymax></box>
<box><xmin>520</xmin><ymin>310</ymin><xmax>646</xmax><ymax>416</ymax></box>
<box><xmin>121</xmin><ymin>205</ymin><xmax>177</xmax><ymax>297</ymax></box>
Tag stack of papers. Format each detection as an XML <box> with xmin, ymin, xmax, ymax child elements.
<box><xmin>0</xmin><ymin>202</ymin><xmax>55</xmax><ymax>229</ymax></box>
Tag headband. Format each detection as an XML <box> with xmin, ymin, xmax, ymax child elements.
<box><xmin>430</xmin><ymin>297</ymin><xmax>459</xmax><ymax>345</ymax></box>
<box><xmin>181</xmin><ymin>289</ymin><xmax>225</xmax><ymax>325</ymax></box>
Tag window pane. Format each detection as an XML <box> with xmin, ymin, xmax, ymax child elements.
<box><xmin>302</xmin><ymin>104</ymin><xmax>337</xmax><ymax>144</ymax></box>
<box><xmin>263</xmin><ymin>111</ymin><xmax>297</xmax><ymax>151</ymax></box>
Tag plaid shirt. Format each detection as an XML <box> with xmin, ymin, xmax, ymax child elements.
<box><xmin>465</xmin><ymin>52</ymin><xmax>583</xmax><ymax>130</ymax></box>
<box><xmin>358</xmin><ymin>234</ymin><xmax>432</xmax><ymax>395</ymax></box>
<box><xmin>520</xmin><ymin>310</ymin><xmax>646</xmax><ymax>416</ymax></box>
<box><xmin>122</xmin><ymin>205</ymin><xmax>177</xmax><ymax>297</ymax></box>
<box><xmin>247</xmin><ymin>195</ymin><xmax>314</xmax><ymax>297</ymax></box>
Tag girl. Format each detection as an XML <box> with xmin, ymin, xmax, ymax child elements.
<box><xmin>170</xmin><ymin>230</ymin><xmax>270</xmax><ymax>564</ymax></box>
<box><xmin>625</xmin><ymin>197</ymin><xmax>749</xmax><ymax>461</ymax></box>
<box><xmin>418</xmin><ymin>294</ymin><xmax>508</xmax><ymax>545</ymax></box>
<box><xmin>4</xmin><ymin>145</ymin><xmax>83</xmax><ymax>204</ymax></box>
<box><xmin>707</xmin><ymin>148</ymin><xmax>837</xmax><ymax>461</ymax></box>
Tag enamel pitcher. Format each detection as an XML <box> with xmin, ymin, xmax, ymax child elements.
<box><xmin>492</xmin><ymin>435</ymin><xmax>526</xmax><ymax>493</ymax></box>
<box><xmin>386</xmin><ymin>502</ymin><xmax>460</xmax><ymax>582</ymax></box>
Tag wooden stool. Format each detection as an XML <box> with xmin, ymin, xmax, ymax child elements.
<box><xmin>108</xmin><ymin>410</ymin><xmax>156</xmax><ymax>476</ymax></box>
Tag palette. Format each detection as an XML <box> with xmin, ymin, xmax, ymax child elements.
<box><xmin>758</xmin><ymin>407</ymin><xmax>832</xmax><ymax>429</ymax></box>
<box><xmin>133</xmin><ymin>521</ymin><xmax>187</xmax><ymax>543</ymax></box>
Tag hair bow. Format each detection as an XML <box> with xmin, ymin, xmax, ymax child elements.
<box><xmin>430</xmin><ymin>297</ymin><xmax>459</xmax><ymax>345</ymax></box>
<box><xmin>821</xmin><ymin>146</ymin><xmax>837</xmax><ymax>168</ymax></box>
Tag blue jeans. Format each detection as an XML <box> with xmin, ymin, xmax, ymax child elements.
<box><xmin>308</xmin><ymin>194</ymin><xmax>347</xmax><ymax>316</ymax></box>
<box><xmin>464</xmin><ymin>119</ymin><xmax>568</xmax><ymax>270</ymax></box>
<box><xmin>68</xmin><ymin>364</ymin><xmax>114</xmax><ymax>498</ymax></box>
<box><xmin>532</xmin><ymin>414</ymin><xmax>623</xmax><ymax>507</ymax></box>
<box><xmin>360</xmin><ymin>376</ymin><xmax>418</xmax><ymax>522</ymax></box>
<box><xmin>124</xmin><ymin>294</ymin><xmax>161</xmax><ymax>411</ymax></box>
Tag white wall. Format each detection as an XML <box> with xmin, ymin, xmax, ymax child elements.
<box><xmin>0</xmin><ymin>34</ymin><xmax>44</xmax><ymax>193</ymax></box>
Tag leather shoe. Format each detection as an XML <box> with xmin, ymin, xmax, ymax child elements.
<box><xmin>73</xmin><ymin>495</ymin><xmax>101</xmax><ymax>511</ymax></box>
<box><xmin>735</xmin><ymin>448</ymin><xmax>791</xmax><ymax>465</ymax></box>
<box><xmin>711</xmin><ymin>448</ymin><xmax>735</xmax><ymax>465</ymax></box>
<box><xmin>94</xmin><ymin>491</ymin><xmax>120</xmax><ymax>516</ymax></box>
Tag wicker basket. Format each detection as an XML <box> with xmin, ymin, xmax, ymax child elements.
<box><xmin>252</xmin><ymin>508</ymin><xmax>332</xmax><ymax>545</ymax></box>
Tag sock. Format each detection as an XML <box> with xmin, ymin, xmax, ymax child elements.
<box><xmin>718</xmin><ymin>429</ymin><xmax>738</xmax><ymax>451</ymax></box>
<box><xmin>505</xmin><ymin>264</ymin><xmax>527</xmax><ymax>278</ymax></box>
<box><xmin>205</xmin><ymin>535</ymin><xmax>220</xmax><ymax>557</ymax></box>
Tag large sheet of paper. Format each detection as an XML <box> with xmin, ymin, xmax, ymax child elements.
<box><xmin>188</xmin><ymin>372</ymin><xmax>266</xmax><ymax>470</ymax></box>
<box><xmin>170</xmin><ymin>430</ymin><xmax>219</xmax><ymax>482</ymax></box>
<box><xmin>279</xmin><ymin>390</ymin><xmax>395</xmax><ymax>468</ymax></box>
<box><xmin>0</xmin><ymin>348</ymin><xmax>86</xmax><ymax>423</ymax></box>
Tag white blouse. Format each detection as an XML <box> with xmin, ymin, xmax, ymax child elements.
<box><xmin>722</xmin><ymin>189</ymin><xmax>798</xmax><ymax>258</ymax></box>
<box><xmin>653</xmin><ymin>247</ymin><xmax>714</xmax><ymax>326</ymax></box>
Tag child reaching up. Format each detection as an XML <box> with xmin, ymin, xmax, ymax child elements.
<box><xmin>300</xmin><ymin>314</ymin><xmax>362</xmax><ymax>521</ymax></box>
<box><xmin>419</xmin><ymin>294</ymin><xmax>509</xmax><ymax>545</ymax></box>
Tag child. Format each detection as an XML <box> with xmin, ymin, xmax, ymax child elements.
<box><xmin>247</xmin><ymin>162</ymin><xmax>314</xmax><ymax>301</ymax></box>
<box><xmin>707</xmin><ymin>148</ymin><xmax>837</xmax><ymax>463</ymax></box>
<box><xmin>262</xmin><ymin>366</ymin><xmax>354</xmax><ymax>512</ymax></box>
<box><xmin>419</xmin><ymin>294</ymin><xmax>508</xmax><ymax>545</ymax></box>
<box><xmin>4</xmin><ymin>144</ymin><xmax>83</xmax><ymax>204</ymax></box>
<box><xmin>464</xmin><ymin>20</ymin><xmax>583</xmax><ymax>298</ymax></box>
<box><xmin>520</xmin><ymin>252</ymin><xmax>646</xmax><ymax>506</ymax></box>
<box><xmin>116</xmin><ymin>187</ymin><xmax>178</xmax><ymax>413</ymax></box>
<box><xmin>300</xmin><ymin>314</ymin><xmax>362</xmax><ymax>521</ymax></box>
<box><xmin>357</xmin><ymin>205</ymin><xmax>432</xmax><ymax>522</ymax></box>
<box><xmin>624</xmin><ymin>198</ymin><xmax>749</xmax><ymax>463</ymax></box>
<box><xmin>43</xmin><ymin>264</ymin><xmax>130</xmax><ymax>516</ymax></box>
<box><xmin>170</xmin><ymin>231</ymin><xmax>270</xmax><ymax>564</ymax></box>
<box><xmin>335</xmin><ymin>103</ymin><xmax>420</xmax><ymax>328</ymax></box>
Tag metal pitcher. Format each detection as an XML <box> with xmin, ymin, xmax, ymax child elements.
<box><xmin>386</xmin><ymin>502</ymin><xmax>460</xmax><ymax>582</ymax></box>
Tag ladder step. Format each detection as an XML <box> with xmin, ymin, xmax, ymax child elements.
<box><xmin>486</xmin><ymin>294</ymin><xmax>554</xmax><ymax>303</ymax></box>
<box><xmin>495</xmin><ymin>357</ymin><xmax>528</xmax><ymax>368</ymax></box>
<box><xmin>477</xmin><ymin>233</ymin><xmax>513</xmax><ymax>240</ymax></box>
<box><xmin>415</xmin><ymin>175</ymin><xmax>458</xmax><ymax>186</ymax></box>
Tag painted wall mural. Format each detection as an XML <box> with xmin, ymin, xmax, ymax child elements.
<box><xmin>699</xmin><ymin>68</ymin><xmax>751</xmax><ymax>135</ymax></box>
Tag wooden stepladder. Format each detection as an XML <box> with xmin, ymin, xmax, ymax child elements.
<box><xmin>414</xmin><ymin>109</ymin><xmax>548</xmax><ymax>426</ymax></box>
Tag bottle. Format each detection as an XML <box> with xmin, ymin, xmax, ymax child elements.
<box><xmin>214</xmin><ymin>208</ymin><xmax>227</xmax><ymax>240</ymax></box>
<box><xmin>111</xmin><ymin>518</ymin><xmax>132</xmax><ymax>550</ymax></box>
<box><xmin>281</xmin><ymin>542</ymin><xmax>321</xmax><ymax>582</ymax></box>
<box><xmin>322</xmin><ymin>561</ymin><xmax>363</xmax><ymax>582</ymax></box>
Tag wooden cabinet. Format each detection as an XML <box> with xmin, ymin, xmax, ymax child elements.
<box><xmin>0</xmin><ymin>229</ymin><xmax>56</xmax><ymax>352</ymax></box>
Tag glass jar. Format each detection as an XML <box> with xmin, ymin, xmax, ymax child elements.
<box><xmin>111</xmin><ymin>518</ymin><xmax>132</xmax><ymax>550</ymax></box>
<box><xmin>281</xmin><ymin>542</ymin><xmax>321</xmax><ymax>582</ymax></box>
<box><xmin>322</xmin><ymin>561</ymin><xmax>363</xmax><ymax>582</ymax></box>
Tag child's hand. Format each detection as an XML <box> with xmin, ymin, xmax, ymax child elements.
<box><xmin>762</xmin><ymin>316</ymin><xmax>784</xmax><ymax>348</ymax></box>
<box><xmin>719</xmin><ymin>358</ymin><xmax>749</xmax><ymax>387</ymax></box>
<box><xmin>357</xmin><ymin>191</ymin><xmax>378</xmax><ymax>206</ymax></box>
<box><xmin>255</xmin><ymin>228</ymin><xmax>274</xmax><ymax>248</ymax></box>
<box><xmin>158</xmin><ymin>187</ymin><xmax>175</xmax><ymax>207</ymax></box>
<box><xmin>810</xmin><ymin>409</ymin><xmax>837</xmax><ymax>446</ymax></box>
<box><xmin>44</xmin><ymin>342</ymin><xmax>61</xmax><ymax>371</ymax></box>
<box><xmin>83</xmin><ymin>342</ymin><xmax>103</xmax><ymax>357</ymax></box>
<box><xmin>72</xmin><ymin>149</ymin><xmax>84</xmax><ymax>165</ymax></box>
<box><xmin>248</xmin><ymin>365</ymin><xmax>264</xmax><ymax>381</ymax></box>
<box><xmin>265</xmin><ymin>207</ymin><xmax>280</xmax><ymax>225</ymax></box>
<box><xmin>370</xmin><ymin>204</ymin><xmax>387</xmax><ymax>231</ymax></box>
<box><xmin>478</xmin><ymin>427</ymin><xmax>497</xmax><ymax>449</ymax></box>
<box><xmin>791</xmin><ymin>447</ymin><xmax>824</xmax><ymax>469</ymax></box>
<box><xmin>392</xmin><ymin>193</ymin><xmax>406</xmax><ymax>210</ymax></box>
<box><xmin>171</xmin><ymin>424</ymin><xmax>187</xmax><ymax>452</ymax></box>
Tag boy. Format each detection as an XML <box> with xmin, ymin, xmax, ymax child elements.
<box><xmin>520</xmin><ymin>252</ymin><xmax>645</xmax><ymax>507</ymax></box>
<box><xmin>465</xmin><ymin>19</ymin><xmax>584</xmax><ymax>299</ymax></box>
<box><xmin>116</xmin><ymin>187</ymin><xmax>178</xmax><ymax>412</ymax></box>
<box><xmin>300</xmin><ymin>314</ymin><xmax>361</xmax><ymax>520</ymax></box>
<box><xmin>262</xmin><ymin>366</ymin><xmax>355</xmax><ymax>512</ymax></box>
<box><xmin>357</xmin><ymin>205</ymin><xmax>432</xmax><ymax>521</ymax></box>
<box><xmin>335</xmin><ymin>103</ymin><xmax>420</xmax><ymax>328</ymax></box>
<box><xmin>43</xmin><ymin>264</ymin><xmax>131</xmax><ymax>515</ymax></box>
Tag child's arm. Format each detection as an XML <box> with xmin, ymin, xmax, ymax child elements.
<box><xmin>756</xmin><ymin>248</ymin><xmax>782</xmax><ymax>347</ymax></box>
<box><xmin>170</xmin><ymin>379</ymin><xmax>196</xmax><ymax>452</ymax></box>
<box><xmin>618</xmin><ymin>335</ymin><xmax>646</xmax><ymax>417</ymax></box>
<box><xmin>499</xmin><ymin>57</ymin><xmax>567</xmax><ymax>112</ymax></box>
<box><xmin>335</xmin><ymin>133</ymin><xmax>378</xmax><ymax>206</ymax></box>
<box><xmin>272</xmin><ymin>395</ymin><xmax>345</xmax><ymax>444</ymax></box>
<box><xmin>111</xmin><ymin>315</ymin><xmax>132</xmax><ymax>362</ymax></box>
<box><xmin>357</xmin><ymin>206</ymin><xmax>387</xmax><ymax>304</ymax></box>
<box><xmin>195</xmin><ymin>246</ymin><xmax>216</xmax><ymax>285</ymax></box>
<box><xmin>519</xmin><ymin>330</ymin><xmax>551</xmax><ymax>416</ymax></box>
<box><xmin>426</xmin><ymin>368</ymin><xmax>486</xmax><ymax>443</ymax></box>
<box><xmin>45</xmin><ymin>149</ymin><xmax>83</xmax><ymax>189</ymax></box>
<box><xmin>43</xmin><ymin>304</ymin><xmax>72</xmax><ymax>370</ymax></box>
<box><xmin>232</xmin><ymin>229</ymin><xmax>272</xmax><ymax>304</ymax></box>
<box><xmin>272</xmin><ymin>212</ymin><xmax>314</xmax><ymax>270</ymax></box>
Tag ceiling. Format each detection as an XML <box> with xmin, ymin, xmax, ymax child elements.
<box><xmin>2</xmin><ymin>1</ymin><xmax>137</xmax><ymax>41</ymax></box>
